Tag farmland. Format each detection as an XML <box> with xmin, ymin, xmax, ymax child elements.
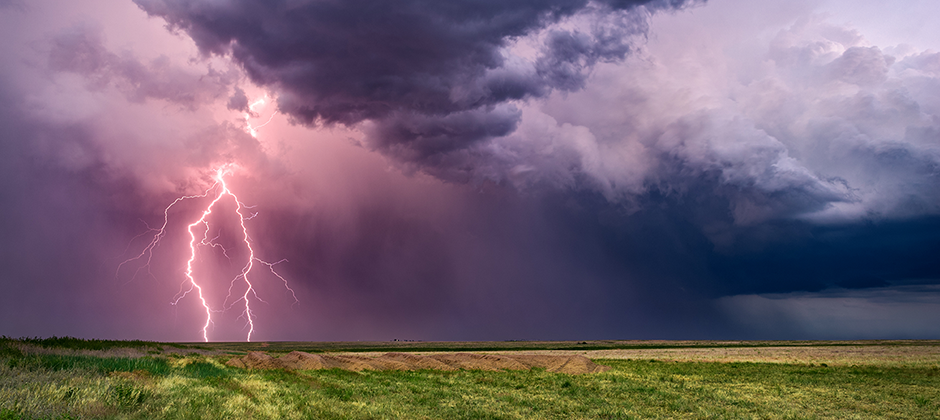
<box><xmin>1</xmin><ymin>337</ymin><xmax>939</xmax><ymax>419</ymax></box>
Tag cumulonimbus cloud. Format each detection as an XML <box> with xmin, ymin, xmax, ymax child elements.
<box><xmin>132</xmin><ymin>0</ymin><xmax>702</xmax><ymax>170</ymax></box>
<box><xmin>133</xmin><ymin>0</ymin><xmax>940</xmax><ymax>227</ymax></box>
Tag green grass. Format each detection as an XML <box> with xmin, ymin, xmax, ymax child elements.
<box><xmin>2</xmin><ymin>357</ymin><xmax>939</xmax><ymax>418</ymax></box>
<box><xmin>4</xmin><ymin>353</ymin><xmax>170</xmax><ymax>375</ymax></box>
<box><xmin>2</xmin><ymin>338</ymin><xmax>939</xmax><ymax>419</ymax></box>
<box><xmin>1</xmin><ymin>336</ymin><xmax>165</xmax><ymax>352</ymax></box>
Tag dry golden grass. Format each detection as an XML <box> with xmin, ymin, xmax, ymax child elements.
<box><xmin>10</xmin><ymin>337</ymin><xmax>940</xmax><ymax>367</ymax></box>
<box><xmin>498</xmin><ymin>344</ymin><xmax>940</xmax><ymax>367</ymax></box>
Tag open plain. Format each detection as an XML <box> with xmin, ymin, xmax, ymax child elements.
<box><xmin>2</xmin><ymin>337</ymin><xmax>939</xmax><ymax>419</ymax></box>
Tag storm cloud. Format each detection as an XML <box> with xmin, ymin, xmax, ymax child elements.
<box><xmin>132</xmin><ymin>0</ymin><xmax>940</xmax><ymax>229</ymax></box>
<box><xmin>0</xmin><ymin>0</ymin><xmax>938</xmax><ymax>341</ymax></box>
<box><xmin>133</xmin><ymin>0</ymin><xmax>700</xmax><ymax>171</ymax></box>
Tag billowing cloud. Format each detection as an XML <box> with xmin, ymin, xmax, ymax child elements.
<box><xmin>133</xmin><ymin>0</ymin><xmax>702</xmax><ymax>173</ymax></box>
<box><xmin>0</xmin><ymin>0</ymin><xmax>938</xmax><ymax>341</ymax></box>
<box><xmin>494</xmin><ymin>7</ymin><xmax>940</xmax><ymax>227</ymax></box>
<box><xmin>133</xmin><ymin>0</ymin><xmax>940</xmax><ymax>230</ymax></box>
<box><xmin>47</xmin><ymin>25</ymin><xmax>236</xmax><ymax>110</ymax></box>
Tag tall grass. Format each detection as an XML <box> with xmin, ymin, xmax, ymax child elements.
<box><xmin>4</xmin><ymin>353</ymin><xmax>170</xmax><ymax>375</ymax></box>
<box><xmin>2</xmin><ymin>353</ymin><xmax>939</xmax><ymax>419</ymax></box>
<box><xmin>1</xmin><ymin>336</ymin><xmax>164</xmax><ymax>352</ymax></box>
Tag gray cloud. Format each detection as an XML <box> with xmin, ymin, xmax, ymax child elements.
<box><xmin>48</xmin><ymin>25</ymin><xmax>236</xmax><ymax>110</ymax></box>
<box><xmin>134</xmin><ymin>0</ymin><xmax>940</xmax><ymax>231</ymax></box>
<box><xmin>226</xmin><ymin>86</ymin><xmax>250</xmax><ymax>113</ymax></box>
<box><xmin>493</xmin><ymin>9</ymin><xmax>940</xmax><ymax>228</ymax></box>
<box><xmin>133</xmin><ymin>0</ymin><xmax>702</xmax><ymax>177</ymax></box>
<box><xmin>2</xmin><ymin>0</ymin><xmax>939</xmax><ymax>342</ymax></box>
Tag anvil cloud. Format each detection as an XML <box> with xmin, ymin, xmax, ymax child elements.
<box><xmin>0</xmin><ymin>0</ymin><xmax>938</xmax><ymax>341</ymax></box>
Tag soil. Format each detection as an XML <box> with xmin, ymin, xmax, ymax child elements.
<box><xmin>226</xmin><ymin>351</ymin><xmax>611</xmax><ymax>374</ymax></box>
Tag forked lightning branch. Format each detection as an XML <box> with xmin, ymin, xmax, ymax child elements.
<box><xmin>119</xmin><ymin>165</ymin><xmax>297</xmax><ymax>342</ymax></box>
<box><xmin>118</xmin><ymin>101</ymin><xmax>296</xmax><ymax>342</ymax></box>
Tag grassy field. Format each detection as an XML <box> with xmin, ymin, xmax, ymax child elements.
<box><xmin>1</xmin><ymin>337</ymin><xmax>939</xmax><ymax>419</ymax></box>
<box><xmin>181</xmin><ymin>339</ymin><xmax>940</xmax><ymax>354</ymax></box>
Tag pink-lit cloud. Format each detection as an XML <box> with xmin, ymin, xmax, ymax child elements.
<box><xmin>0</xmin><ymin>0</ymin><xmax>938</xmax><ymax>341</ymax></box>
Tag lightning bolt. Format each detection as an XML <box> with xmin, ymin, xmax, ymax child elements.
<box><xmin>118</xmin><ymin>94</ymin><xmax>293</xmax><ymax>342</ymax></box>
<box><xmin>119</xmin><ymin>165</ymin><xmax>298</xmax><ymax>342</ymax></box>
<box><xmin>245</xmin><ymin>96</ymin><xmax>278</xmax><ymax>137</ymax></box>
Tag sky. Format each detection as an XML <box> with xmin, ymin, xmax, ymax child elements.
<box><xmin>0</xmin><ymin>0</ymin><xmax>938</xmax><ymax>342</ymax></box>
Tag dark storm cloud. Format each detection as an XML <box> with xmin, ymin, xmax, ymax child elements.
<box><xmin>134</xmin><ymin>0</ymin><xmax>940</xmax><ymax>229</ymax></box>
<box><xmin>511</xmin><ymin>12</ymin><xmax>940</xmax><ymax>227</ymax></box>
<box><xmin>133</xmin><ymin>0</ymin><xmax>700</xmax><ymax>172</ymax></box>
<box><xmin>718</xmin><ymin>284</ymin><xmax>940</xmax><ymax>339</ymax></box>
<box><xmin>122</xmin><ymin>0</ymin><xmax>940</xmax><ymax>341</ymax></box>
<box><xmin>226</xmin><ymin>86</ymin><xmax>250</xmax><ymax>113</ymax></box>
<box><xmin>4</xmin><ymin>0</ymin><xmax>940</xmax><ymax>342</ymax></box>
